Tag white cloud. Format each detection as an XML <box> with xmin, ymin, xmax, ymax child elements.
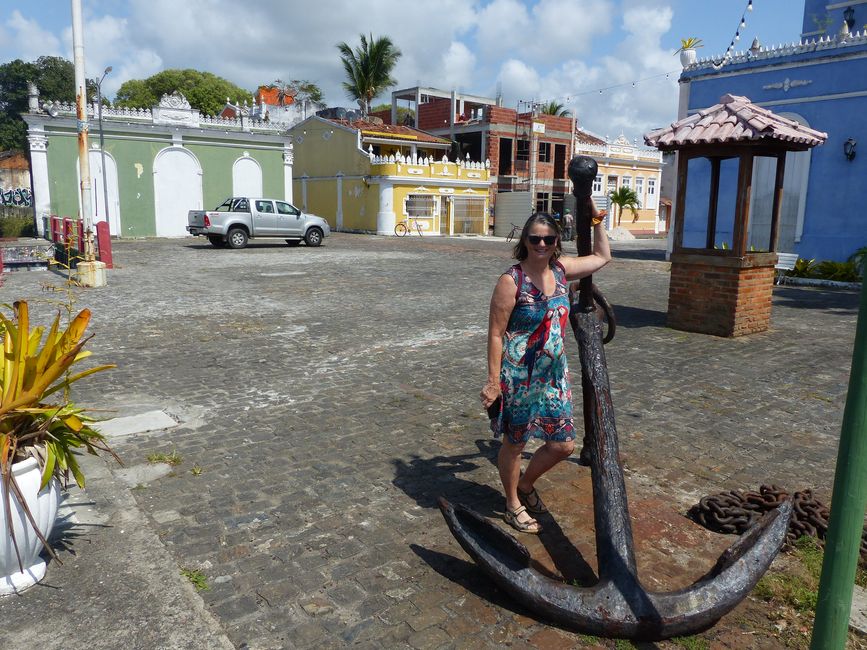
<box><xmin>2</xmin><ymin>0</ymin><xmax>686</xmax><ymax>142</ymax></box>
<box><xmin>440</xmin><ymin>42</ymin><xmax>476</xmax><ymax>91</ymax></box>
<box><xmin>119</xmin><ymin>0</ymin><xmax>481</xmax><ymax>107</ymax></box>
<box><xmin>475</xmin><ymin>0</ymin><xmax>531</xmax><ymax>63</ymax></box>
<box><xmin>1</xmin><ymin>10</ymin><xmax>62</xmax><ymax>61</ymax></box>
<box><xmin>497</xmin><ymin>59</ymin><xmax>541</xmax><ymax>101</ymax></box>
<box><xmin>529</xmin><ymin>0</ymin><xmax>614</xmax><ymax>60</ymax></box>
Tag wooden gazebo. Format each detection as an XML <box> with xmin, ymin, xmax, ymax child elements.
<box><xmin>645</xmin><ymin>94</ymin><xmax>826</xmax><ymax>336</ymax></box>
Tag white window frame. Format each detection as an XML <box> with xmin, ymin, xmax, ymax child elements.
<box><xmin>592</xmin><ymin>175</ymin><xmax>602</xmax><ymax>194</ymax></box>
<box><xmin>404</xmin><ymin>193</ymin><xmax>436</xmax><ymax>219</ymax></box>
<box><xmin>621</xmin><ymin>176</ymin><xmax>632</xmax><ymax>190</ymax></box>
<box><xmin>635</xmin><ymin>177</ymin><xmax>644</xmax><ymax>208</ymax></box>
<box><xmin>646</xmin><ymin>178</ymin><xmax>657</xmax><ymax>209</ymax></box>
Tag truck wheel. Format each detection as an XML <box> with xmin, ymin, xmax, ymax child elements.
<box><xmin>285</xmin><ymin>239</ymin><xmax>301</xmax><ymax>247</ymax></box>
<box><xmin>305</xmin><ymin>227</ymin><xmax>323</xmax><ymax>247</ymax></box>
<box><xmin>208</xmin><ymin>235</ymin><xmax>226</xmax><ymax>248</ymax></box>
<box><xmin>227</xmin><ymin>228</ymin><xmax>248</xmax><ymax>249</ymax></box>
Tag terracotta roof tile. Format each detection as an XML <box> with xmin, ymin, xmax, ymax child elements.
<box><xmin>331</xmin><ymin>119</ymin><xmax>450</xmax><ymax>145</ymax></box>
<box><xmin>575</xmin><ymin>129</ymin><xmax>606</xmax><ymax>145</ymax></box>
<box><xmin>645</xmin><ymin>94</ymin><xmax>827</xmax><ymax>149</ymax></box>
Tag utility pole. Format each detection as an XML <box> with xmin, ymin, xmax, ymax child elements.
<box><xmin>811</xmin><ymin>279</ymin><xmax>867</xmax><ymax>648</ymax></box>
<box><xmin>71</xmin><ymin>0</ymin><xmax>107</xmax><ymax>287</ymax></box>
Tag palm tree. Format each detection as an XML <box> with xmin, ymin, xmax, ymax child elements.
<box><xmin>539</xmin><ymin>100</ymin><xmax>571</xmax><ymax>117</ymax></box>
<box><xmin>608</xmin><ymin>186</ymin><xmax>640</xmax><ymax>226</ymax></box>
<box><xmin>337</xmin><ymin>34</ymin><xmax>401</xmax><ymax>116</ymax></box>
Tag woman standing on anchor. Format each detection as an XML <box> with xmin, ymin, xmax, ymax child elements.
<box><xmin>480</xmin><ymin>199</ymin><xmax>610</xmax><ymax>534</ymax></box>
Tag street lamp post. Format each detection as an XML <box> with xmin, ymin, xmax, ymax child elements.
<box><xmin>95</xmin><ymin>66</ymin><xmax>112</xmax><ymax>236</ymax></box>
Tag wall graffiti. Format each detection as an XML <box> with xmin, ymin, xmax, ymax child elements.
<box><xmin>0</xmin><ymin>187</ymin><xmax>32</xmax><ymax>207</ymax></box>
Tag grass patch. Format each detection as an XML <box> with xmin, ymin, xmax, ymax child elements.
<box><xmin>754</xmin><ymin>536</ymin><xmax>822</xmax><ymax>615</ymax></box>
<box><xmin>671</xmin><ymin>636</ymin><xmax>710</xmax><ymax>649</ymax></box>
<box><xmin>613</xmin><ymin>640</ymin><xmax>636</xmax><ymax>649</ymax></box>
<box><xmin>190</xmin><ymin>464</ymin><xmax>203</xmax><ymax>476</ymax></box>
<box><xmin>147</xmin><ymin>449</ymin><xmax>183</xmax><ymax>466</ymax></box>
<box><xmin>180</xmin><ymin>567</ymin><xmax>209</xmax><ymax>591</ymax></box>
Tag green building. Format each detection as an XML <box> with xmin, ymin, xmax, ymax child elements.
<box><xmin>24</xmin><ymin>90</ymin><xmax>293</xmax><ymax>238</ymax></box>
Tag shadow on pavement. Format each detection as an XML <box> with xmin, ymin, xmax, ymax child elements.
<box><xmin>391</xmin><ymin>440</ymin><xmax>502</xmax><ymax>517</ymax></box>
<box><xmin>611</xmin><ymin>247</ymin><xmax>668</xmax><ymax>262</ymax></box>
<box><xmin>773</xmin><ymin>286</ymin><xmax>860</xmax><ymax>314</ymax></box>
<box><xmin>609</xmin><ymin>304</ymin><xmax>667</xmax><ymax>329</ymax></box>
<box><xmin>393</xmin><ymin>439</ymin><xmax>599</xmax><ymax>589</ymax></box>
<box><xmin>409</xmin><ymin>543</ymin><xmax>531</xmax><ymax>617</ymax></box>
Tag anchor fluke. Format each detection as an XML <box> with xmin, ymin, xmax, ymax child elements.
<box><xmin>438</xmin><ymin>496</ymin><xmax>792</xmax><ymax>640</ymax></box>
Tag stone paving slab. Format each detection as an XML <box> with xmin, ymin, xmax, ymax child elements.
<box><xmin>0</xmin><ymin>233</ymin><xmax>859</xmax><ymax>648</ymax></box>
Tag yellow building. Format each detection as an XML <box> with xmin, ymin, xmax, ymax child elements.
<box><xmin>574</xmin><ymin>134</ymin><xmax>664</xmax><ymax>234</ymax></box>
<box><xmin>290</xmin><ymin>116</ymin><xmax>492</xmax><ymax>235</ymax></box>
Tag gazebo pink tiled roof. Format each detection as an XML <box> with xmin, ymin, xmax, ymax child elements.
<box><xmin>645</xmin><ymin>94</ymin><xmax>827</xmax><ymax>149</ymax></box>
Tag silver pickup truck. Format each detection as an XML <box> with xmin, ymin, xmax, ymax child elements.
<box><xmin>187</xmin><ymin>197</ymin><xmax>331</xmax><ymax>249</ymax></box>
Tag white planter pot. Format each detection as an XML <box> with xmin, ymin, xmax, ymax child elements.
<box><xmin>0</xmin><ymin>457</ymin><xmax>60</xmax><ymax>595</ymax></box>
<box><xmin>680</xmin><ymin>48</ymin><xmax>698</xmax><ymax>67</ymax></box>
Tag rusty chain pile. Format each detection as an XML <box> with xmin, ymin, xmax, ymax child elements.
<box><xmin>688</xmin><ymin>484</ymin><xmax>867</xmax><ymax>559</ymax></box>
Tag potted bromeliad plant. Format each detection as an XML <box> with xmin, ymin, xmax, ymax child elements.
<box><xmin>0</xmin><ymin>300</ymin><xmax>117</xmax><ymax>594</ymax></box>
<box><xmin>675</xmin><ymin>37</ymin><xmax>703</xmax><ymax>66</ymax></box>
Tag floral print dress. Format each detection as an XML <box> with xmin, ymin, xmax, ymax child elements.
<box><xmin>491</xmin><ymin>261</ymin><xmax>576</xmax><ymax>444</ymax></box>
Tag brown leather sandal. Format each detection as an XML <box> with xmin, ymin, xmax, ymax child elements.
<box><xmin>503</xmin><ymin>505</ymin><xmax>541</xmax><ymax>534</ymax></box>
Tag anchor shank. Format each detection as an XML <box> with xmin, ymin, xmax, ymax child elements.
<box><xmin>572</xmin><ymin>308</ymin><xmax>638</xmax><ymax>579</ymax></box>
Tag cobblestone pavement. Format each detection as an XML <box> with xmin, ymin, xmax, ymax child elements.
<box><xmin>0</xmin><ymin>234</ymin><xmax>859</xmax><ymax>648</ymax></box>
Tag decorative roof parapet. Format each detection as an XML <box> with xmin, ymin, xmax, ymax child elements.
<box><xmin>644</xmin><ymin>94</ymin><xmax>828</xmax><ymax>149</ymax></box>
<box><xmin>34</xmin><ymin>94</ymin><xmax>285</xmax><ymax>134</ymax></box>
<box><xmin>369</xmin><ymin>151</ymin><xmax>490</xmax><ymax>169</ymax></box>
<box><xmin>152</xmin><ymin>91</ymin><xmax>200</xmax><ymax>127</ymax></box>
<box><xmin>573</xmin><ymin>140</ymin><xmax>663</xmax><ymax>162</ymax></box>
<box><xmin>682</xmin><ymin>29</ymin><xmax>867</xmax><ymax>72</ymax></box>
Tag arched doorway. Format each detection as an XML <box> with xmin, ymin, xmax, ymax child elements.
<box><xmin>232</xmin><ymin>155</ymin><xmax>262</xmax><ymax>197</ymax></box>
<box><xmin>153</xmin><ymin>146</ymin><xmax>203</xmax><ymax>237</ymax></box>
<box><xmin>75</xmin><ymin>149</ymin><xmax>121</xmax><ymax>236</ymax></box>
<box><xmin>749</xmin><ymin>113</ymin><xmax>811</xmax><ymax>252</ymax></box>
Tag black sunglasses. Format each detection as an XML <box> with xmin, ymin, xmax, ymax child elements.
<box><xmin>527</xmin><ymin>235</ymin><xmax>558</xmax><ymax>245</ymax></box>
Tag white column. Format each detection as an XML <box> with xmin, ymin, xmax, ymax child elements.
<box><xmin>376</xmin><ymin>182</ymin><xmax>396</xmax><ymax>235</ymax></box>
<box><xmin>336</xmin><ymin>173</ymin><xmax>344</xmax><ymax>231</ymax></box>
<box><xmin>283</xmin><ymin>145</ymin><xmax>294</xmax><ymax>204</ymax></box>
<box><xmin>27</xmin><ymin>128</ymin><xmax>51</xmax><ymax>236</ymax></box>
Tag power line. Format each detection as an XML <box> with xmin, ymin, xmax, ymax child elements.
<box><xmin>526</xmin><ymin>70</ymin><xmax>679</xmax><ymax>109</ymax></box>
<box><xmin>521</xmin><ymin>0</ymin><xmax>758</xmax><ymax>106</ymax></box>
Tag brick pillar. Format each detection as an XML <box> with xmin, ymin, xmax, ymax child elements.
<box><xmin>667</xmin><ymin>252</ymin><xmax>777</xmax><ymax>337</ymax></box>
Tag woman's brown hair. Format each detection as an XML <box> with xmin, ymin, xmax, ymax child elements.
<box><xmin>513</xmin><ymin>212</ymin><xmax>562</xmax><ymax>261</ymax></box>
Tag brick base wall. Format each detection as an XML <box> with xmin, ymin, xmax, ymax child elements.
<box><xmin>667</xmin><ymin>252</ymin><xmax>777</xmax><ymax>337</ymax></box>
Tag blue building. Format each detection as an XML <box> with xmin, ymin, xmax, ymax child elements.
<box><xmin>675</xmin><ymin>1</ymin><xmax>865</xmax><ymax>262</ymax></box>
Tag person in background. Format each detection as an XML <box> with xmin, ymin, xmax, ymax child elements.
<box><xmin>480</xmin><ymin>199</ymin><xmax>611</xmax><ymax>534</ymax></box>
<box><xmin>562</xmin><ymin>209</ymin><xmax>574</xmax><ymax>244</ymax></box>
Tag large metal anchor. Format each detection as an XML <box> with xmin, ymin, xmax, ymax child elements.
<box><xmin>438</xmin><ymin>155</ymin><xmax>792</xmax><ymax>641</ymax></box>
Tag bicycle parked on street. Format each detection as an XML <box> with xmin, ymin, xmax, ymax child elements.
<box><xmin>505</xmin><ymin>222</ymin><xmax>522</xmax><ymax>242</ymax></box>
<box><xmin>394</xmin><ymin>218</ymin><xmax>424</xmax><ymax>237</ymax></box>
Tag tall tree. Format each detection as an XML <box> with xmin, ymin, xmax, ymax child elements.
<box><xmin>269</xmin><ymin>79</ymin><xmax>324</xmax><ymax>106</ymax></box>
<box><xmin>539</xmin><ymin>100</ymin><xmax>571</xmax><ymax>117</ymax></box>
<box><xmin>0</xmin><ymin>56</ymin><xmax>92</xmax><ymax>152</ymax></box>
<box><xmin>608</xmin><ymin>186</ymin><xmax>640</xmax><ymax>226</ymax></box>
<box><xmin>114</xmin><ymin>69</ymin><xmax>252</xmax><ymax>116</ymax></box>
<box><xmin>336</xmin><ymin>34</ymin><xmax>401</xmax><ymax>115</ymax></box>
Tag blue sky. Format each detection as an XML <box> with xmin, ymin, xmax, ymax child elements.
<box><xmin>0</xmin><ymin>0</ymin><xmax>804</xmax><ymax>141</ymax></box>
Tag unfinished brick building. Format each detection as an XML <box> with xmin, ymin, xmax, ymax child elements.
<box><xmin>372</xmin><ymin>87</ymin><xmax>605</xmax><ymax>228</ymax></box>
